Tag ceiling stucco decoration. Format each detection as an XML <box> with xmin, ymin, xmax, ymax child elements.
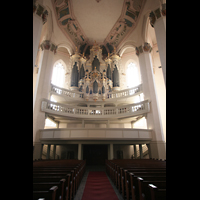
<box><xmin>105</xmin><ymin>0</ymin><xmax>145</xmax><ymax>47</ymax></box>
<box><xmin>52</xmin><ymin>0</ymin><xmax>89</xmax><ymax>47</ymax></box>
<box><xmin>52</xmin><ymin>0</ymin><xmax>145</xmax><ymax>53</ymax></box>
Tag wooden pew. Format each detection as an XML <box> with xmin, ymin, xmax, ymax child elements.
<box><xmin>106</xmin><ymin>159</ymin><xmax>165</xmax><ymax>189</ymax></box>
<box><xmin>33</xmin><ymin>172</ymin><xmax>74</xmax><ymax>200</ymax></box>
<box><xmin>33</xmin><ymin>160</ymin><xmax>86</xmax><ymax>200</ymax></box>
<box><xmin>123</xmin><ymin>170</ymin><xmax>165</xmax><ymax>199</ymax></box>
<box><xmin>33</xmin><ymin>180</ymin><xmax>65</xmax><ymax>200</ymax></box>
<box><xmin>33</xmin><ymin>175</ymin><xmax>71</xmax><ymax>200</ymax></box>
<box><xmin>130</xmin><ymin>174</ymin><xmax>166</xmax><ymax>200</ymax></box>
<box><xmin>148</xmin><ymin>184</ymin><xmax>166</xmax><ymax>200</ymax></box>
<box><xmin>105</xmin><ymin>159</ymin><xmax>166</xmax><ymax>200</ymax></box>
<box><xmin>33</xmin><ymin>186</ymin><xmax>58</xmax><ymax>200</ymax></box>
<box><xmin>129</xmin><ymin>172</ymin><xmax>166</xmax><ymax>200</ymax></box>
<box><xmin>137</xmin><ymin>177</ymin><xmax>166</xmax><ymax>200</ymax></box>
<box><xmin>121</xmin><ymin>168</ymin><xmax>166</xmax><ymax>197</ymax></box>
<box><xmin>33</xmin><ymin>159</ymin><xmax>86</xmax><ymax>194</ymax></box>
<box><xmin>33</xmin><ymin>169</ymin><xmax>77</xmax><ymax>196</ymax></box>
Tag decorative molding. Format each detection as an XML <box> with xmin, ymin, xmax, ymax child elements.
<box><xmin>135</xmin><ymin>42</ymin><xmax>152</xmax><ymax>56</ymax></box>
<box><xmin>33</xmin><ymin>1</ymin><xmax>48</xmax><ymax>25</ymax></box>
<box><xmin>51</xmin><ymin>0</ymin><xmax>145</xmax><ymax>50</ymax></box>
<box><xmin>149</xmin><ymin>3</ymin><xmax>166</xmax><ymax>27</ymax></box>
<box><xmin>40</xmin><ymin>40</ymin><xmax>57</xmax><ymax>54</ymax></box>
<box><xmin>51</xmin><ymin>0</ymin><xmax>88</xmax><ymax>48</ymax></box>
<box><xmin>105</xmin><ymin>0</ymin><xmax>146</xmax><ymax>48</ymax></box>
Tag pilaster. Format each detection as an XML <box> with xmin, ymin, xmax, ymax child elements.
<box><xmin>136</xmin><ymin>42</ymin><xmax>166</xmax><ymax>160</ymax></box>
<box><xmin>33</xmin><ymin>40</ymin><xmax>57</xmax><ymax>160</ymax></box>
<box><xmin>149</xmin><ymin>3</ymin><xmax>166</xmax><ymax>86</ymax></box>
<box><xmin>33</xmin><ymin>1</ymin><xmax>49</xmax><ymax>72</ymax></box>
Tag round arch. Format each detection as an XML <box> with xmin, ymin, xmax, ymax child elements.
<box><xmin>118</xmin><ymin>42</ymin><xmax>136</xmax><ymax>57</ymax></box>
<box><xmin>57</xmin><ymin>42</ymin><xmax>73</xmax><ymax>56</ymax></box>
<box><xmin>141</xmin><ymin>10</ymin><xmax>157</xmax><ymax>46</ymax></box>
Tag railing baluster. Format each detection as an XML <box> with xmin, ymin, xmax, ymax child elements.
<box><xmin>41</xmin><ymin>99</ymin><xmax>150</xmax><ymax>117</ymax></box>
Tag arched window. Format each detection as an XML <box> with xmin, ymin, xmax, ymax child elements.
<box><xmin>126</xmin><ymin>62</ymin><xmax>139</xmax><ymax>88</ymax></box>
<box><xmin>51</xmin><ymin>62</ymin><xmax>65</xmax><ymax>88</ymax></box>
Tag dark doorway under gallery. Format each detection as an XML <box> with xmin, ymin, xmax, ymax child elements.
<box><xmin>83</xmin><ymin>144</ymin><xmax>108</xmax><ymax>165</ymax></box>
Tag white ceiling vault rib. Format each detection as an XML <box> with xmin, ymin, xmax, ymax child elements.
<box><xmin>51</xmin><ymin>0</ymin><xmax>145</xmax><ymax>52</ymax></box>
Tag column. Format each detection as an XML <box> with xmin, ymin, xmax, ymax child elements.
<box><xmin>78</xmin><ymin>143</ymin><xmax>82</xmax><ymax>160</ymax></box>
<box><xmin>46</xmin><ymin>144</ymin><xmax>51</xmax><ymax>159</ymax></box>
<box><xmin>133</xmin><ymin>144</ymin><xmax>137</xmax><ymax>159</ymax></box>
<box><xmin>110</xmin><ymin>143</ymin><xmax>114</xmax><ymax>160</ymax></box>
<box><xmin>40</xmin><ymin>144</ymin><xmax>44</xmax><ymax>159</ymax></box>
<box><xmin>33</xmin><ymin>40</ymin><xmax>57</xmax><ymax>160</ymax></box>
<box><xmin>53</xmin><ymin>145</ymin><xmax>56</xmax><ymax>159</ymax></box>
<box><xmin>136</xmin><ymin>42</ymin><xmax>166</xmax><ymax>160</ymax></box>
<box><xmin>149</xmin><ymin>3</ymin><xmax>166</xmax><ymax>85</ymax></box>
<box><xmin>33</xmin><ymin>1</ymin><xmax>48</xmax><ymax>72</ymax></box>
<box><xmin>146</xmin><ymin>144</ymin><xmax>152</xmax><ymax>159</ymax></box>
<box><xmin>139</xmin><ymin>144</ymin><xmax>143</xmax><ymax>159</ymax></box>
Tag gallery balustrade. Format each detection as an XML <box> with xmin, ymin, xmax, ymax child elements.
<box><xmin>41</xmin><ymin>98</ymin><xmax>150</xmax><ymax>119</ymax></box>
<box><xmin>50</xmin><ymin>83</ymin><xmax>142</xmax><ymax>101</ymax></box>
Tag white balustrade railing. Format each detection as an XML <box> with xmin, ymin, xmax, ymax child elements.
<box><xmin>108</xmin><ymin>84</ymin><xmax>142</xmax><ymax>99</ymax></box>
<box><xmin>50</xmin><ymin>83</ymin><xmax>142</xmax><ymax>101</ymax></box>
<box><xmin>51</xmin><ymin>84</ymin><xmax>84</xmax><ymax>99</ymax></box>
<box><xmin>41</xmin><ymin>98</ymin><xmax>150</xmax><ymax>119</ymax></box>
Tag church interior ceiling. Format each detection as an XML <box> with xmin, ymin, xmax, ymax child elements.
<box><xmin>52</xmin><ymin>0</ymin><xmax>145</xmax><ymax>55</ymax></box>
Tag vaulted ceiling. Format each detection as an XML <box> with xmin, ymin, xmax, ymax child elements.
<box><xmin>52</xmin><ymin>0</ymin><xmax>146</xmax><ymax>54</ymax></box>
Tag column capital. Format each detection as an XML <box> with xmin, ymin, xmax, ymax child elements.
<box><xmin>135</xmin><ymin>42</ymin><xmax>152</xmax><ymax>56</ymax></box>
<box><xmin>149</xmin><ymin>3</ymin><xmax>166</xmax><ymax>27</ymax></box>
<box><xmin>40</xmin><ymin>40</ymin><xmax>57</xmax><ymax>54</ymax></box>
<box><xmin>33</xmin><ymin>1</ymin><xmax>48</xmax><ymax>25</ymax></box>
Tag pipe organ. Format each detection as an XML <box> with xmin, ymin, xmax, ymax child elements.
<box><xmin>70</xmin><ymin>42</ymin><xmax>121</xmax><ymax>101</ymax></box>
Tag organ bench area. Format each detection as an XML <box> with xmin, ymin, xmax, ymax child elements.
<box><xmin>33</xmin><ymin>159</ymin><xmax>86</xmax><ymax>200</ymax></box>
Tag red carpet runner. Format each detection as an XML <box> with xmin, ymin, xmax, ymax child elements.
<box><xmin>81</xmin><ymin>171</ymin><xmax>118</xmax><ymax>200</ymax></box>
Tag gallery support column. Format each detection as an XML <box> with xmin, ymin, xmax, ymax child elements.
<box><xmin>40</xmin><ymin>144</ymin><xmax>44</xmax><ymax>159</ymax></box>
<box><xmin>78</xmin><ymin>143</ymin><xmax>82</xmax><ymax>160</ymax></box>
<box><xmin>110</xmin><ymin>143</ymin><xmax>114</xmax><ymax>160</ymax></box>
<box><xmin>53</xmin><ymin>145</ymin><xmax>56</xmax><ymax>159</ymax></box>
<box><xmin>33</xmin><ymin>40</ymin><xmax>57</xmax><ymax>160</ymax></box>
<box><xmin>133</xmin><ymin>144</ymin><xmax>137</xmax><ymax>159</ymax></box>
<box><xmin>139</xmin><ymin>144</ymin><xmax>143</xmax><ymax>159</ymax></box>
<box><xmin>33</xmin><ymin>2</ymin><xmax>48</xmax><ymax>72</ymax></box>
<box><xmin>136</xmin><ymin>43</ymin><xmax>166</xmax><ymax>160</ymax></box>
<box><xmin>149</xmin><ymin>3</ymin><xmax>166</xmax><ymax>86</ymax></box>
<box><xmin>46</xmin><ymin>144</ymin><xmax>51</xmax><ymax>159</ymax></box>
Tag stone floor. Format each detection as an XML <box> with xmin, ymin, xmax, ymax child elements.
<box><xmin>74</xmin><ymin>165</ymin><xmax>124</xmax><ymax>200</ymax></box>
